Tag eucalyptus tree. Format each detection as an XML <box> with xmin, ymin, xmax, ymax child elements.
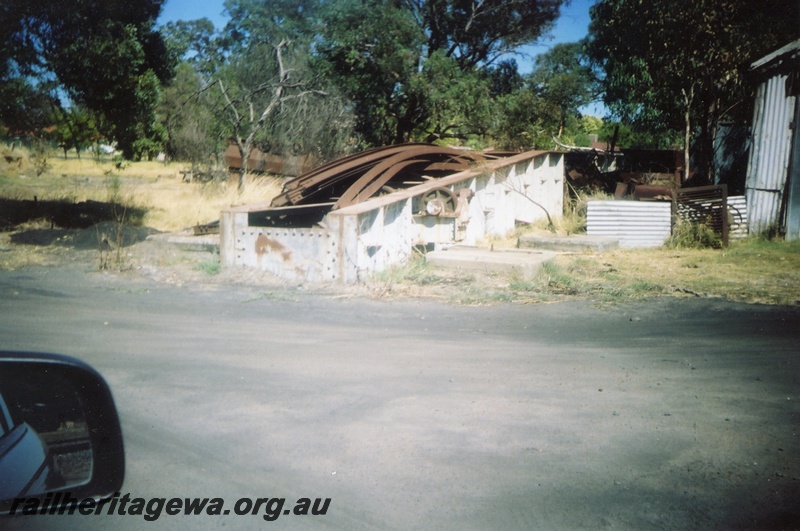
<box><xmin>587</xmin><ymin>0</ymin><xmax>799</xmax><ymax>182</ymax></box>
<box><xmin>212</xmin><ymin>39</ymin><xmax>348</xmax><ymax>190</ymax></box>
<box><xmin>315</xmin><ymin>0</ymin><xmax>567</xmax><ymax>146</ymax></box>
<box><xmin>529</xmin><ymin>42</ymin><xmax>596</xmax><ymax>139</ymax></box>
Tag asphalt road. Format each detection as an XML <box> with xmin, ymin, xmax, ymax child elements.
<box><xmin>1</xmin><ymin>265</ymin><xmax>799</xmax><ymax>530</ymax></box>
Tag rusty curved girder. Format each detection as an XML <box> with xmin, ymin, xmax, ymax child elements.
<box><xmin>270</xmin><ymin>143</ymin><xmax>500</xmax><ymax>209</ymax></box>
<box><xmin>335</xmin><ymin>145</ymin><xmax>478</xmax><ymax>208</ymax></box>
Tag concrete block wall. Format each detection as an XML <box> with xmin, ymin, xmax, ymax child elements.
<box><xmin>467</xmin><ymin>152</ymin><xmax>563</xmax><ymax>242</ymax></box>
<box><xmin>221</xmin><ymin>151</ymin><xmax>564</xmax><ymax>283</ymax></box>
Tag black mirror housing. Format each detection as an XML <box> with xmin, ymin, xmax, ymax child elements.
<box><xmin>0</xmin><ymin>352</ymin><xmax>125</xmax><ymax>515</ymax></box>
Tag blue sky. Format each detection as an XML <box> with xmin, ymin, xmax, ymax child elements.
<box><xmin>157</xmin><ymin>0</ymin><xmax>229</xmax><ymax>30</ymax></box>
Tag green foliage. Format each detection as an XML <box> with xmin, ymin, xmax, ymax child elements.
<box><xmin>106</xmin><ymin>174</ymin><xmax>124</xmax><ymax>204</ymax></box>
<box><xmin>487</xmin><ymin>41</ymin><xmax>599</xmax><ymax>151</ymax></box>
<box><xmin>534</xmin><ymin>261</ymin><xmax>582</xmax><ymax>295</ymax></box>
<box><xmin>214</xmin><ymin>38</ymin><xmax>353</xmax><ymax>174</ymax></box>
<box><xmin>415</xmin><ymin>0</ymin><xmax>564</xmax><ymax>69</ymax></box>
<box><xmin>597</xmin><ymin>121</ymin><xmax>680</xmax><ymax>149</ymax></box>
<box><xmin>413</xmin><ymin>51</ymin><xmax>495</xmax><ymax>143</ymax></box>
<box><xmin>0</xmin><ymin>0</ymin><xmax>633</xmax><ymax>163</ymax></box>
<box><xmin>316</xmin><ymin>0</ymin><xmax>566</xmax><ymax>146</ymax></box>
<box><xmin>315</xmin><ymin>0</ymin><xmax>425</xmax><ymax>146</ymax></box>
<box><xmin>529</xmin><ymin>42</ymin><xmax>596</xmax><ymax>137</ymax></box>
<box><xmin>160</xmin><ymin>19</ymin><xmax>221</xmax><ymax>77</ymax></box>
<box><xmin>487</xmin><ymin>59</ymin><xmax>524</xmax><ymax>97</ymax></box>
<box><xmin>121</xmin><ymin>70</ymin><xmax>167</xmax><ymax>161</ymax></box>
<box><xmin>490</xmin><ymin>89</ymin><xmax>560</xmax><ymax>150</ymax></box>
<box><xmin>0</xmin><ymin>80</ymin><xmax>54</xmax><ymax>136</ymax></box>
<box><xmin>51</xmin><ymin>106</ymin><xmax>100</xmax><ymax>159</ymax></box>
<box><xmin>1</xmin><ymin>0</ymin><xmax>173</xmax><ymax>159</ymax></box>
<box><xmin>159</xmin><ymin>63</ymin><xmax>218</xmax><ymax>165</ymax></box>
<box><xmin>29</xmin><ymin>139</ymin><xmax>52</xmax><ymax>177</ymax></box>
<box><xmin>376</xmin><ymin>255</ymin><xmax>452</xmax><ymax>286</ymax></box>
<box><xmin>170</xmin><ymin>2</ymin><xmax>355</xmax><ymax>167</ymax></box>
<box><xmin>194</xmin><ymin>257</ymin><xmax>221</xmax><ymax>276</ymax></box>
<box><xmin>223</xmin><ymin>0</ymin><xmax>321</xmax><ymax>47</ymax></box>
<box><xmin>505</xmin><ymin>258</ymin><xmax>666</xmax><ymax>302</ymax></box>
<box><xmin>580</xmin><ymin>115</ymin><xmax>603</xmax><ymax>135</ymax></box>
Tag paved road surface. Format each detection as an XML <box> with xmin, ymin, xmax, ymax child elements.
<box><xmin>1</xmin><ymin>265</ymin><xmax>798</xmax><ymax>529</ymax></box>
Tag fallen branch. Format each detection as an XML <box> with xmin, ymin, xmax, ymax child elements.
<box><xmin>503</xmin><ymin>184</ymin><xmax>557</xmax><ymax>234</ymax></box>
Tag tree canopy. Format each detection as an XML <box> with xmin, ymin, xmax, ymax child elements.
<box><xmin>587</xmin><ymin>0</ymin><xmax>800</xmax><ymax>181</ymax></box>
<box><xmin>6</xmin><ymin>0</ymin><xmax>796</xmax><ymax>187</ymax></box>
<box><xmin>529</xmin><ymin>42</ymin><xmax>596</xmax><ymax>138</ymax></box>
<box><xmin>314</xmin><ymin>0</ymin><xmax>567</xmax><ymax>145</ymax></box>
<box><xmin>0</xmin><ymin>0</ymin><xmax>173</xmax><ymax>158</ymax></box>
<box><xmin>408</xmin><ymin>0</ymin><xmax>564</xmax><ymax>68</ymax></box>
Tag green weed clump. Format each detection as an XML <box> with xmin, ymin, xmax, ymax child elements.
<box><xmin>375</xmin><ymin>255</ymin><xmax>457</xmax><ymax>286</ymax></box>
<box><xmin>194</xmin><ymin>257</ymin><xmax>221</xmax><ymax>276</ymax></box>
<box><xmin>665</xmin><ymin>218</ymin><xmax>722</xmax><ymax>249</ymax></box>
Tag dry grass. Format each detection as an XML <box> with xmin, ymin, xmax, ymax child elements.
<box><xmin>128</xmin><ymin>176</ymin><xmax>282</xmax><ymax>231</ymax></box>
<box><xmin>1</xmin><ymin>147</ymin><xmax>283</xmax><ymax>232</ymax></box>
<box><xmin>376</xmin><ymin>235</ymin><xmax>800</xmax><ymax>306</ymax></box>
<box><xmin>596</xmin><ymin>239</ymin><xmax>800</xmax><ymax>305</ymax></box>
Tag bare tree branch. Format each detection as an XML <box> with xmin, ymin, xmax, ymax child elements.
<box><xmin>213</xmin><ymin>39</ymin><xmax>328</xmax><ymax>191</ymax></box>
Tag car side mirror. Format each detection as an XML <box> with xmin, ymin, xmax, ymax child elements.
<box><xmin>0</xmin><ymin>352</ymin><xmax>124</xmax><ymax>515</ymax></box>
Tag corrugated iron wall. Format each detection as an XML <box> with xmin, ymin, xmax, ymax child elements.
<box><xmin>745</xmin><ymin>71</ymin><xmax>797</xmax><ymax>235</ymax></box>
<box><xmin>587</xmin><ymin>201</ymin><xmax>672</xmax><ymax>248</ymax></box>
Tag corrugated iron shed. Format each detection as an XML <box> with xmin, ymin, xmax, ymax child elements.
<box><xmin>744</xmin><ymin>39</ymin><xmax>800</xmax><ymax>239</ymax></box>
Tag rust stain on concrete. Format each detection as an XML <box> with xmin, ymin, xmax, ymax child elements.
<box><xmin>255</xmin><ymin>234</ymin><xmax>292</xmax><ymax>262</ymax></box>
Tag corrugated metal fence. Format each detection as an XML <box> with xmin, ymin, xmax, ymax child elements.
<box><xmin>587</xmin><ymin>194</ymin><xmax>748</xmax><ymax>248</ymax></box>
<box><xmin>587</xmin><ymin>201</ymin><xmax>672</xmax><ymax>248</ymax></box>
<box><xmin>727</xmin><ymin>196</ymin><xmax>749</xmax><ymax>239</ymax></box>
<box><xmin>675</xmin><ymin>185</ymin><xmax>729</xmax><ymax>246</ymax></box>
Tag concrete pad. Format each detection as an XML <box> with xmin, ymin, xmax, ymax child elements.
<box><xmin>518</xmin><ymin>234</ymin><xmax>620</xmax><ymax>252</ymax></box>
<box><xmin>146</xmin><ymin>232</ymin><xmax>220</xmax><ymax>253</ymax></box>
<box><xmin>426</xmin><ymin>246</ymin><xmax>556</xmax><ymax>275</ymax></box>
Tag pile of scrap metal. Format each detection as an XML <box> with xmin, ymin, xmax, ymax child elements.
<box><xmin>557</xmin><ymin>139</ymin><xmax>736</xmax><ymax>245</ymax></box>
<box><xmin>611</xmin><ymin>149</ymin><xmax>684</xmax><ymax>201</ymax></box>
<box><xmin>250</xmin><ymin>143</ymin><xmax>510</xmax><ymax>227</ymax></box>
<box><xmin>555</xmin><ymin>136</ymin><xmax>623</xmax><ymax>192</ymax></box>
<box><xmin>557</xmin><ymin>137</ymin><xmax>683</xmax><ymax>200</ymax></box>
